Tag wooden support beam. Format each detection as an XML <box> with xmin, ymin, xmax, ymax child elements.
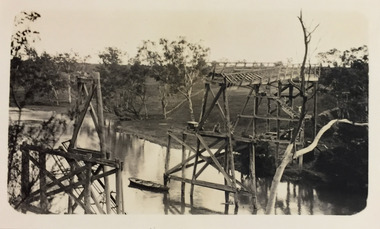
<box><xmin>276</xmin><ymin>82</ymin><xmax>282</xmax><ymax>166</ymax></box>
<box><xmin>249</xmin><ymin>143</ymin><xmax>258</xmax><ymax>210</ymax></box>
<box><xmin>83</xmin><ymin>84</ymin><xmax>99</xmax><ymax>132</ymax></box>
<box><xmin>39</xmin><ymin>151</ymin><xmax>48</xmax><ymax>212</ymax></box>
<box><xmin>195</xmin><ymin>134</ymin><xmax>232</xmax><ymax>186</ymax></box>
<box><xmin>21</xmin><ymin>145</ymin><xmax>119</xmax><ymax>167</ymax></box>
<box><xmin>115</xmin><ymin>160</ymin><xmax>122</xmax><ymax>214</ymax></box>
<box><xmin>194</xmin><ymin>142</ymin><xmax>226</xmax><ymax>179</ymax></box>
<box><xmin>91</xmin><ymin>168</ymin><xmax>117</xmax><ymax>182</ymax></box>
<box><xmin>165</xmin><ymin>135</ymin><xmax>223</xmax><ymax>175</ymax></box>
<box><xmin>25</xmin><ymin>156</ymin><xmax>91</xmax><ymax>213</ymax></box>
<box><xmin>181</xmin><ymin>134</ymin><xmax>187</xmax><ymax>202</ymax></box>
<box><xmin>169</xmin><ymin>175</ymin><xmax>236</xmax><ymax>192</ymax></box>
<box><xmin>94</xmin><ymin>72</ymin><xmax>111</xmax><ymax>214</ymax></box>
<box><xmin>198</xmin><ymin>83</ymin><xmax>210</xmax><ymax>121</ymax></box>
<box><xmin>84</xmin><ymin>162</ymin><xmax>92</xmax><ymax>214</ymax></box>
<box><xmin>68</xmin><ymin>83</ymin><xmax>97</xmax><ymax>151</ymax></box>
<box><xmin>29</xmin><ymin>164</ymin><xmax>87</xmax><ymax>195</ymax></box>
<box><xmin>190</xmin><ymin>140</ymin><xmax>201</xmax><ymax>199</ymax></box>
<box><xmin>164</xmin><ymin>135</ymin><xmax>171</xmax><ymax>186</ymax></box>
<box><xmin>222</xmin><ymin>84</ymin><xmax>239</xmax><ymax>211</ymax></box>
<box><xmin>209</xmin><ymin>87</ymin><xmax>226</xmax><ymax>120</ymax></box>
<box><xmin>20</xmin><ymin>147</ymin><xmax>29</xmax><ymax>213</ymax></box>
<box><xmin>198</xmin><ymin>85</ymin><xmax>225</xmax><ymax>129</ymax></box>
<box><xmin>238</xmin><ymin>114</ymin><xmax>298</xmax><ymax>122</ymax></box>
<box><xmin>232</xmin><ymin>86</ymin><xmax>255</xmax><ymax>131</ymax></box>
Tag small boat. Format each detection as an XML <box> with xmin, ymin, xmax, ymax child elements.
<box><xmin>128</xmin><ymin>177</ymin><xmax>169</xmax><ymax>193</ymax></box>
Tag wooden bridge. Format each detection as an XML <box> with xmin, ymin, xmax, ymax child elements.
<box><xmin>164</xmin><ymin>62</ymin><xmax>319</xmax><ymax>213</ymax></box>
<box><xmin>17</xmin><ymin>72</ymin><xmax>125</xmax><ymax>214</ymax></box>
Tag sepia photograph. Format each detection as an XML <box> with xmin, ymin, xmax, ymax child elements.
<box><xmin>1</xmin><ymin>0</ymin><xmax>378</xmax><ymax>228</ymax></box>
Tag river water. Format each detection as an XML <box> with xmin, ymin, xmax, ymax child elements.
<box><xmin>9</xmin><ymin>108</ymin><xmax>367</xmax><ymax>215</ymax></box>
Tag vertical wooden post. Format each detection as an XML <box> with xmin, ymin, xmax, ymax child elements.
<box><xmin>95</xmin><ymin>72</ymin><xmax>106</xmax><ymax>156</ymax></box>
<box><xmin>276</xmin><ymin>81</ymin><xmax>282</xmax><ymax>166</ymax></box>
<box><xmin>312</xmin><ymin>81</ymin><xmax>318</xmax><ymax>158</ymax></box>
<box><xmin>115</xmin><ymin>160</ymin><xmax>122</xmax><ymax>214</ymax></box>
<box><xmin>67</xmin><ymin>180</ymin><xmax>73</xmax><ymax>214</ymax></box>
<box><xmin>190</xmin><ymin>139</ymin><xmax>200</xmax><ymax>201</ymax></box>
<box><xmin>21</xmin><ymin>147</ymin><xmax>29</xmax><ymax>214</ymax></box>
<box><xmin>39</xmin><ymin>152</ymin><xmax>48</xmax><ymax>212</ymax></box>
<box><xmin>181</xmin><ymin>133</ymin><xmax>187</xmax><ymax>203</ymax></box>
<box><xmin>164</xmin><ymin>134</ymin><xmax>171</xmax><ymax>186</ymax></box>
<box><xmin>249</xmin><ymin>143</ymin><xmax>257</xmax><ymax>211</ymax></box>
<box><xmin>94</xmin><ymin>72</ymin><xmax>111</xmax><ymax>214</ymax></box>
<box><xmin>68</xmin><ymin>73</ymin><xmax>71</xmax><ymax>104</ymax></box>
<box><xmin>84</xmin><ymin>162</ymin><xmax>92</xmax><ymax>214</ymax></box>
<box><xmin>266</xmin><ymin>84</ymin><xmax>271</xmax><ymax>132</ymax></box>
<box><xmin>224</xmin><ymin>142</ymin><xmax>229</xmax><ymax>214</ymax></box>
<box><xmin>198</xmin><ymin>83</ymin><xmax>210</xmax><ymax>122</ymax></box>
<box><xmin>252</xmin><ymin>85</ymin><xmax>258</xmax><ymax>136</ymax></box>
<box><xmin>222</xmin><ymin>83</ymin><xmax>239</xmax><ymax>212</ymax></box>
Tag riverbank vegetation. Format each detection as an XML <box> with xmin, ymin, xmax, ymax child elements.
<box><xmin>8</xmin><ymin>11</ymin><xmax>368</xmax><ymax>214</ymax></box>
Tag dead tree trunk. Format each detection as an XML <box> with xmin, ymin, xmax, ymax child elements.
<box><xmin>265</xmin><ymin>11</ymin><xmax>318</xmax><ymax>214</ymax></box>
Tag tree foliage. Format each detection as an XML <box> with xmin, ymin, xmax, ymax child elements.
<box><xmin>137</xmin><ymin>37</ymin><xmax>210</xmax><ymax>120</ymax></box>
<box><xmin>318</xmin><ymin>45</ymin><xmax>368</xmax><ymax>122</ymax></box>
<box><xmin>97</xmin><ymin>47</ymin><xmax>149</xmax><ymax>119</ymax></box>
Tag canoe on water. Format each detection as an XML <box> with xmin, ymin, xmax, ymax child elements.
<box><xmin>128</xmin><ymin>177</ymin><xmax>169</xmax><ymax>193</ymax></box>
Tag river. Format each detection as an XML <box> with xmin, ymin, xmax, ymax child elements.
<box><xmin>9</xmin><ymin>108</ymin><xmax>367</xmax><ymax>215</ymax></box>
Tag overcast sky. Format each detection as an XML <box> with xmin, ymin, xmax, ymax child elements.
<box><xmin>1</xmin><ymin>0</ymin><xmax>374</xmax><ymax>64</ymax></box>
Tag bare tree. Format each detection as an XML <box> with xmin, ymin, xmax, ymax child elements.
<box><xmin>265</xmin><ymin>11</ymin><xmax>318</xmax><ymax>214</ymax></box>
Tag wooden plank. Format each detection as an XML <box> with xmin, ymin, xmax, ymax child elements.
<box><xmin>169</xmin><ymin>175</ymin><xmax>235</xmax><ymax>192</ymax></box>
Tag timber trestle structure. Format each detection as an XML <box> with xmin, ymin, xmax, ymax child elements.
<box><xmin>18</xmin><ymin>72</ymin><xmax>124</xmax><ymax>214</ymax></box>
<box><xmin>164</xmin><ymin>62</ymin><xmax>319</xmax><ymax>213</ymax></box>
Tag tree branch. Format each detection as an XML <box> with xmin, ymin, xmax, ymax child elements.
<box><xmin>293</xmin><ymin>119</ymin><xmax>368</xmax><ymax>158</ymax></box>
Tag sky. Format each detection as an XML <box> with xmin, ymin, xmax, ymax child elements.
<box><xmin>1</xmin><ymin>0</ymin><xmax>374</xmax><ymax>64</ymax></box>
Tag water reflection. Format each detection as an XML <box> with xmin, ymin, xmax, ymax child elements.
<box><xmin>8</xmin><ymin>109</ymin><xmax>367</xmax><ymax>215</ymax></box>
<box><xmin>101</xmin><ymin>120</ymin><xmax>365</xmax><ymax>215</ymax></box>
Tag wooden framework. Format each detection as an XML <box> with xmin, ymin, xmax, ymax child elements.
<box><xmin>164</xmin><ymin>62</ymin><xmax>319</xmax><ymax>213</ymax></box>
<box><xmin>18</xmin><ymin>72</ymin><xmax>124</xmax><ymax>214</ymax></box>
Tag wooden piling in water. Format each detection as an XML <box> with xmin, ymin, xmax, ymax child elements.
<box><xmin>181</xmin><ymin>133</ymin><xmax>187</xmax><ymax>202</ymax></box>
<box><xmin>21</xmin><ymin>146</ymin><xmax>29</xmax><ymax>214</ymax></box>
<box><xmin>222</xmin><ymin>82</ymin><xmax>239</xmax><ymax>212</ymax></box>
<box><xmin>115</xmin><ymin>159</ymin><xmax>122</xmax><ymax>214</ymax></box>
<box><xmin>39</xmin><ymin>151</ymin><xmax>48</xmax><ymax>212</ymax></box>
<box><xmin>249</xmin><ymin>143</ymin><xmax>258</xmax><ymax>211</ymax></box>
<box><xmin>164</xmin><ymin>134</ymin><xmax>171</xmax><ymax>186</ymax></box>
<box><xmin>84</xmin><ymin>162</ymin><xmax>92</xmax><ymax>214</ymax></box>
<box><xmin>94</xmin><ymin>72</ymin><xmax>111</xmax><ymax>214</ymax></box>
